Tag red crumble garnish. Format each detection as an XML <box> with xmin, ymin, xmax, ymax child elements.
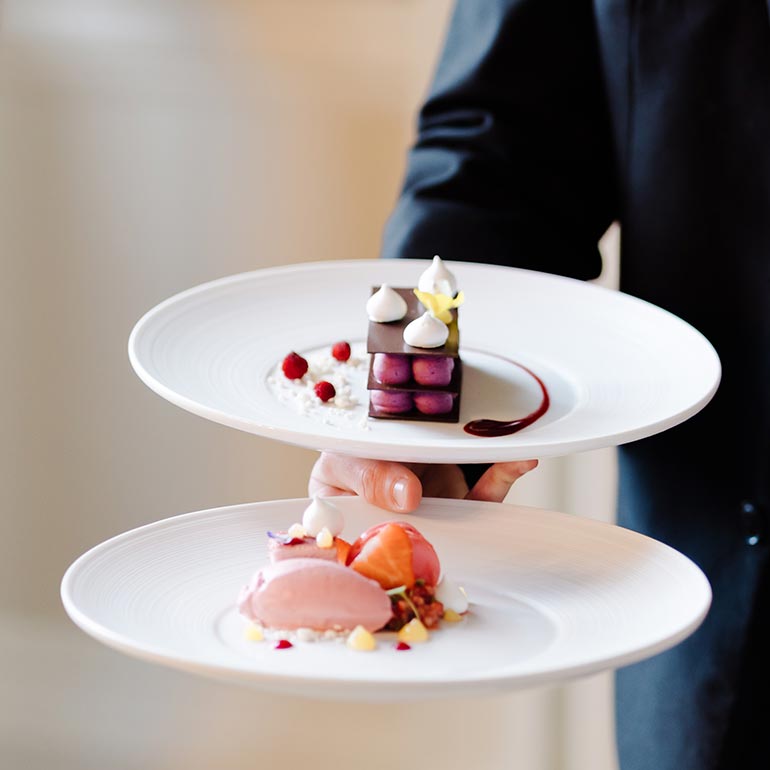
<box><xmin>274</xmin><ymin>639</ymin><xmax>293</xmax><ymax>650</ymax></box>
<box><xmin>395</xmin><ymin>642</ymin><xmax>411</xmax><ymax>651</ymax></box>
<box><xmin>385</xmin><ymin>583</ymin><xmax>444</xmax><ymax>631</ymax></box>
<box><xmin>331</xmin><ymin>341</ymin><xmax>351</xmax><ymax>362</ymax></box>
<box><xmin>314</xmin><ymin>380</ymin><xmax>336</xmax><ymax>402</ymax></box>
<box><xmin>281</xmin><ymin>352</ymin><xmax>308</xmax><ymax>380</ymax></box>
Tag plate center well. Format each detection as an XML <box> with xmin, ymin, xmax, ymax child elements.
<box><xmin>262</xmin><ymin>342</ymin><xmax>578</xmax><ymax>436</ymax></box>
<box><xmin>216</xmin><ymin>581</ymin><xmax>558</xmax><ymax>680</ymax></box>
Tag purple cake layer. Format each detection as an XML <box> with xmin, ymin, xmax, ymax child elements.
<box><xmin>367</xmin><ymin>357</ymin><xmax>462</xmax><ymax>394</ymax></box>
<box><xmin>368</xmin><ymin>388</ymin><xmax>461</xmax><ymax>423</ymax></box>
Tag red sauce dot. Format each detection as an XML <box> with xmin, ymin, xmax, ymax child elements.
<box><xmin>395</xmin><ymin>642</ymin><xmax>411</xmax><ymax>651</ymax></box>
<box><xmin>274</xmin><ymin>639</ymin><xmax>293</xmax><ymax>650</ymax></box>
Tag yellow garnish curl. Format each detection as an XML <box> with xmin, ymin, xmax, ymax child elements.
<box><xmin>413</xmin><ymin>289</ymin><xmax>465</xmax><ymax>324</ymax></box>
<box><xmin>442</xmin><ymin>609</ymin><xmax>463</xmax><ymax>623</ymax></box>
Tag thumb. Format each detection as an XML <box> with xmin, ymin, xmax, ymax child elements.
<box><xmin>311</xmin><ymin>453</ymin><xmax>423</xmax><ymax>513</ymax></box>
<box><xmin>465</xmin><ymin>460</ymin><xmax>538</xmax><ymax>503</ymax></box>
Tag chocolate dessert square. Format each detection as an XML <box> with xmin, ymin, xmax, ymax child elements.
<box><xmin>367</xmin><ymin>286</ymin><xmax>462</xmax><ymax>423</ymax></box>
<box><xmin>366</xmin><ymin>288</ymin><xmax>459</xmax><ymax>357</ymax></box>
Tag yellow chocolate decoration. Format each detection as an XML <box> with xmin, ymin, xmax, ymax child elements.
<box><xmin>413</xmin><ymin>289</ymin><xmax>465</xmax><ymax>324</ymax></box>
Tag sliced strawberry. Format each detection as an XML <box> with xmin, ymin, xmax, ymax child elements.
<box><xmin>334</xmin><ymin>536</ymin><xmax>351</xmax><ymax>565</ymax></box>
<box><xmin>348</xmin><ymin>522</ymin><xmax>415</xmax><ymax>589</ymax></box>
<box><xmin>347</xmin><ymin>521</ymin><xmax>440</xmax><ymax>587</ymax></box>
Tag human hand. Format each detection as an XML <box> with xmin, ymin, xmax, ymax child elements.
<box><xmin>308</xmin><ymin>452</ymin><xmax>538</xmax><ymax>513</ymax></box>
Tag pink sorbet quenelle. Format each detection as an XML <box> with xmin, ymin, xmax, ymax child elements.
<box><xmin>238</xmin><ymin>558</ymin><xmax>392</xmax><ymax>632</ymax></box>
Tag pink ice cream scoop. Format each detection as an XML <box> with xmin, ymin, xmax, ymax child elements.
<box><xmin>268</xmin><ymin>535</ymin><xmax>337</xmax><ymax>564</ymax></box>
<box><xmin>372</xmin><ymin>353</ymin><xmax>411</xmax><ymax>385</ymax></box>
<box><xmin>412</xmin><ymin>356</ymin><xmax>454</xmax><ymax>386</ymax></box>
<box><xmin>238</xmin><ymin>558</ymin><xmax>392</xmax><ymax>632</ymax></box>
<box><xmin>413</xmin><ymin>391</ymin><xmax>455</xmax><ymax>415</ymax></box>
<box><xmin>370</xmin><ymin>389</ymin><xmax>413</xmax><ymax>414</ymax></box>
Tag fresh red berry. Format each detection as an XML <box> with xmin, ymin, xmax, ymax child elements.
<box><xmin>331</xmin><ymin>341</ymin><xmax>351</xmax><ymax>362</ymax></box>
<box><xmin>314</xmin><ymin>380</ymin><xmax>336</xmax><ymax>402</ymax></box>
<box><xmin>281</xmin><ymin>352</ymin><xmax>308</xmax><ymax>380</ymax></box>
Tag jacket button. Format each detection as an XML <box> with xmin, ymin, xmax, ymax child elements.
<box><xmin>740</xmin><ymin>501</ymin><xmax>765</xmax><ymax>546</ymax></box>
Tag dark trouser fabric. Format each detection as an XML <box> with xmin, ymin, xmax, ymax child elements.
<box><xmin>615</xmin><ymin>440</ymin><xmax>770</xmax><ymax>770</ymax></box>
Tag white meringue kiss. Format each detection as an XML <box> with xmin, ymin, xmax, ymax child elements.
<box><xmin>366</xmin><ymin>284</ymin><xmax>408</xmax><ymax>323</ymax></box>
<box><xmin>403</xmin><ymin>311</ymin><xmax>449</xmax><ymax>348</ymax></box>
<box><xmin>417</xmin><ymin>255</ymin><xmax>458</xmax><ymax>297</ymax></box>
<box><xmin>435</xmin><ymin>576</ymin><xmax>469</xmax><ymax>614</ymax></box>
<box><xmin>302</xmin><ymin>495</ymin><xmax>344</xmax><ymax>537</ymax></box>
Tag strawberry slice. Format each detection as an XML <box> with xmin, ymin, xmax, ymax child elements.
<box><xmin>334</xmin><ymin>537</ymin><xmax>351</xmax><ymax>565</ymax></box>
<box><xmin>347</xmin><ymin>521</ymin><xmax>440</xmax><ymax>587</ymax></box>
<box><xmin>348</xmin><ymin>522</ymin><xmax>415</xmax><ymax>589</ymax></box>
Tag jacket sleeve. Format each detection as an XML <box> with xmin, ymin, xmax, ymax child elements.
<box><xmin>382</xmin><ymin>0</ymin><xmax>617</xmax><ymax>280</ymax></box>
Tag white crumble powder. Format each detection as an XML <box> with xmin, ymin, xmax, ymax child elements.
<box><xmin>257</xmin><ymin>625</ymin><xmax>350</xmax><ymax>644</ymax></box>
<box><xmin>267</xmin><ymin>342</ymin><xmax>371</xmax><ymax>429</ymax></box>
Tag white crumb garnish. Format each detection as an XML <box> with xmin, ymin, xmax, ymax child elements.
<box><xmin>267</xmin><ymin>342</ymin><xmax>370</xmax><ymax>430</ymax></box>
<box><xmin>257</xmin><ymin>626</ymin><xmax>350</xmax><ymax>643</ymax></box>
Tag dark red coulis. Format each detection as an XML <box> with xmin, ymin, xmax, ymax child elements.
<box><xmin>274</xmin><ymin>639</ymin><xmax>293</xmax><ymax>650</ymax></box>
<box><xmin>463</xmin><ymin>354</ymin><xmax>550</xmax><ymax>437</ymax></box>
<box><xmin>395</xmin><ymin>642</ymin><xmax>411</xmax><ymax>651</ymax></box>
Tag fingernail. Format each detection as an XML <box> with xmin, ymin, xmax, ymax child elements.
<box><xmin>392</xmin><ymin>479</ymin><xmax>409</xmax><ymax>510</ymax></box>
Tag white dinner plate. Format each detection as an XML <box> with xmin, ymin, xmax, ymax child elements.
<box><xmin>61</xmin><ymin>497</ymin><xmax>711</xmax><ymax>702</ymax></box>
<box><xmin>128</xmin><ymin>259</ymin><xmax>720</xmax><ymax>463</ymax></box>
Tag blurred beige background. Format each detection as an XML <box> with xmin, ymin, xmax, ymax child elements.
<box><xmin>0</xmin><ymin>2</ymin><xmax>619</xmax><ymax>769</ymax></box>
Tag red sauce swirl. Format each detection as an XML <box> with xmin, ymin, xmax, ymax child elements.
<box><xmin>463</xmin><ymin>353</ymin><xmax>550</xmax><ymax>437</ymax></box>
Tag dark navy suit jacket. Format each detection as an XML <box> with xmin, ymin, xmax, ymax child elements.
<box><xmin>381</xmin><ymin>2</ymin><xmax>770</xmax><ymax>768</ymax></box>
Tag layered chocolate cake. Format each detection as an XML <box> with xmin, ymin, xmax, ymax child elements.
<box><xmin>366</xmin><ymin>257</ymin><xmax>463</xmax><ymax>422</ymax></box>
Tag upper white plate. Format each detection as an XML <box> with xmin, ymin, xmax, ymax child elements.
<box><xmin>128</xmin><ymin>259</ymin><xmax>720</xmax><ymax>463</ymax></box>
<box><xmin>61</xmin><ymin>497</ymin><xmax>711</xmax><ymax>702</ymax></box>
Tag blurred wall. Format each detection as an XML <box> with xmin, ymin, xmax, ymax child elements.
<box><xmin>0</xmin><ymin>2</ymin><xmax>618</xmax><ymax>769</ymax></box>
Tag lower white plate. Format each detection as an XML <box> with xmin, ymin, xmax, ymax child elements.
<box><xmin>61</xmin><ymin>497</ymin><xmax>711</xmax><ymax>702</ymax></box>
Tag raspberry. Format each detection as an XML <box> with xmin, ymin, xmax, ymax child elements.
<box><xmin>314</xmin><ymin>380</ymin><xmax>336</xmax><ymax>402</ymax></box>
<box><xmin>281</xmin><ymin>352</ymin><xmax>308</xmax><ymax>380</ymax></box>
<box><xmin>331</xmin><ymin>341</ymin><xmax>351</xmax><ymax>362</ymax></box>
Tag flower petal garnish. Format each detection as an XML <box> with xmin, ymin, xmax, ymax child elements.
<box><xmin>413</xmin><ymin>289</ymin><xmax>465</xmax><ymax>324</ymax></box>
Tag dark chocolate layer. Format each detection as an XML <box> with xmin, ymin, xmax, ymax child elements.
<box><xmin>366</xmin><ymin>288</ymin><xmax>459</xmax><ymax>357</ymax></box>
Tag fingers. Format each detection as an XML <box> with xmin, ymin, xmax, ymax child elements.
<box><xmin>310</xmin><ymin>452</ymin><xmax>423</xmax><ymax>513</ymax></box>
<box><xmin>420</xmin><ymin>464</ymin><xmax>469</xmax><ymax>499</ymax></box>
<box><xmin>465</xmin><ymin>460</ymin><xmax>538</xmax><ymax>503</ymax></box>
<box><xmin>306</xmin><ymin>481</ymin><xmax>356</xmax><ymax>498</ymax></box>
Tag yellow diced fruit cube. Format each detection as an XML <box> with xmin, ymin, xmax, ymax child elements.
<box><xmin>244</xmin><ymin>624</ymin><xmax>264</xmax><ymax>642</ymax></box>
<box><xmin>346</xmin><ymin>625</ymin><xmax>376</xmax><ymax>651</ymax></box>
<box><xmin>443</xmin><ymin>609</ymin><xmax>463</xmax><ymax>623</ymax></box>
<box><xmin>397</xmin><ymin>618</ymin><xmax>429</xmax><ymax>644</ymax></box>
